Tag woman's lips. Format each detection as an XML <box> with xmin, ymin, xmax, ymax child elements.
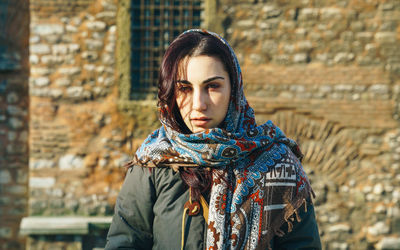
<box><xmin>191</xmin><ymin>117</ymin><xmax>211</xmax><ymax>126</ymax></box>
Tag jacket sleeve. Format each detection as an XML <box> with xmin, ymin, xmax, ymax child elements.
<box><xmin>272</xmin><ymin>201</ymin><xmax>322</xmax><ymax>249</ymax></box>
<box><xmin>105</xmin><ymin>166</ymin><xmax>156</xmax><ymax>250</ymax></box>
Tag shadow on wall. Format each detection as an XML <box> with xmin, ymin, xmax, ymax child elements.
<box><xmin>0</xmin><ymin>0</ymin><xmax>30</xmax><ymax>249</ymax></box>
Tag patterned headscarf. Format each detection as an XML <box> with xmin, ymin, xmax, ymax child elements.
<box><xmin>132</xmin><ymin>29</ymin><xmax>313</xmax><ymax>250</ymax></box>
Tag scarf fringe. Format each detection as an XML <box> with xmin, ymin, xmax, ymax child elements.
<box><xmin>277</xmin><ymin>190</ymin><xmax>313</xmax><ymax>240</ymax></box>
<box><xmin>265</xmin><ymin>196</ymin><xmax>308</xmax><ymax>250</ymax></box>
<box><xmin>125</xmin><ymin>154</ymin><xmax>199</xmax><ymax>172</ymax></box>
<box><xmin>275</xmin><ymin>229</ymin><xmax>285</xmax><ymax>237</ymax></box>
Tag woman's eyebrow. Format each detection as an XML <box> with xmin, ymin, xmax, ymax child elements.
<box><xmin>176</xmin><ymin>76</ymin><xmax>225</xmax><ymax>85</ymax></box>
<box><xmin>203</xmin><ymin>76</ymin><xmax>225</xmax><ymax>83</ymax></box>
<box><xmin>176</xmin><ymin>79</ymin><xmax>191</xmax><ymax>84</ymax></box>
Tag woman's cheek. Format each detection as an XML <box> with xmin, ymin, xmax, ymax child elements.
<box><xmin>177</xmin><ymin>98</ymin><xmax>191</xmax><ymax>120</ymax></box>
<box><xmin>176</xmin><ymin>95</ymin><xmax>188</xmax><ymax>110</ymax></box>
<box><xmin>210</xmin><ymin>92</ymin><xmax>223</xmax><ymax>104</ymax></box>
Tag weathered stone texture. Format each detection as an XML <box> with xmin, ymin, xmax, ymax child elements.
<box><xmin>28</xmin><ymin>0</ymin><xmax>128</xmax><ymax>225</ymax></box>
<box><xmin>0</xmin><ymin>0</ymin><xmax>30</xmax><ymax>249</ymax></box>
<box><xmin>1</xmin><ymin>0</ymin><xmax>397</xmax><ymax>249</ymax></box>
<box><xmin>219</xmin><ymin>0</ymin><xmax>400</xmax><ymax>76</ymax></box>
<box><xmin>214</xmin><ymin>0</ymin><xmax>400</xmax><ymax>249</ymax></box>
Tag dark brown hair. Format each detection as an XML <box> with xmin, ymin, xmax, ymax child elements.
<box><xmin>157</xmin><ymin>31</ymin><xmax>237</xmax><ymax>199</ymax></box>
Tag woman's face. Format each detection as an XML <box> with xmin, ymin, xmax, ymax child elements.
<box><xmin>175</xmin><ymin>55</ymin><xmax>231</xmax><ymax>133</ymax></box>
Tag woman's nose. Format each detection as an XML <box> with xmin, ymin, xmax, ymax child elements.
<box><xmin>192</xmin><ymin>88</ymin><xmax>207</xmax><ymax>111</ymax></box>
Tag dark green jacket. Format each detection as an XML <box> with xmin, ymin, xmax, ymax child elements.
<box><xmin>105</xmin><ymin>166</ymin><xmax>321</xmax><ymax>250</ymax></box>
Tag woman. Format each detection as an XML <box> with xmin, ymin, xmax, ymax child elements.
<box><xmin>106</xmin><ymin>29</ymin><xmax>321</xmax><ymax>250</ymax></box>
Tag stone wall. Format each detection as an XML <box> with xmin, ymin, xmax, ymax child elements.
<box><xmin>28</xmin><ymin>0</ymin><xmax>131</xmax><ymax>219</ymax></box>
<box><xmin>0</xmin><ymin>0</ymin><xmax>30</xmax><ymax>249</ymax></box>
<box><xmin>220</xmin><ymin>0</ymin><xmax>400</xmax><ymax>73</ymax></box>
<box><xmin>21</xmin><ymin>0</ymin><xmax>400</xmax><ymax>249</ymax></box>
<box><xmin>214</xmin><ymin>0</ymin><xmax>400</xmax><ymax>249</ymax></box>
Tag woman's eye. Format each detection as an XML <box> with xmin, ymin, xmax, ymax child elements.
<box><xmin>207</xmin><ymin>83</ymin><xmax>220</xmax><ymax>90</ymax></box>
<box><xmin>177</xmin><ymin>85</ymin><xmax>191</xmax><ymax>92</ymax></box>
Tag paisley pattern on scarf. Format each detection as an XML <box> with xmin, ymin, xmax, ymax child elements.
<box><xmin>131</xmin><ymin>29</ymin><xmax>313</xmax><ymax>250</ymax></box>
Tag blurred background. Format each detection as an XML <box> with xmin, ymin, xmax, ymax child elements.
<box><xmin>0</xmin><ymin>0</ymin><xmax>399</xmax><ymax>249</ymax></box>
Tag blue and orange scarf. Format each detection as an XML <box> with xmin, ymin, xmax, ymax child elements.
<box><xmin>132</xmin><ymin>29</ymin><xmax>313</xmax><ymax>250</ymax></box>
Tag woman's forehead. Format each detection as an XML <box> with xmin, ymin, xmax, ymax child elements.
<box><xmin>177</xmin><ymin>55</ymin><xmax>227</xmax><ymax>80</ymax></box>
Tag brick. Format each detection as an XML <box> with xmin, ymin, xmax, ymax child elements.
<box><xmin>103</xmin><ymin>77</ymin><xmax>114</xmax><ymax>86</ymax></box>
<box><xmin>376</xmin><ymin>237</ymin><xmax>400</xmax><ymax>250</ymax></box>
<box><xmin>31</xmin><ymin>67</ymin><xmax>52</xmax><ymax>75</ymax></box>
<box><xmin>105</xmin><ymin>43</ymin><xmax>115</xmax><ymax>53</ymax></box>
<box><xmin>321</xmin><ymin>8</ymin><xmax>342</xmax><ymax>20</ymax></box>
<box><xmin>96</xmin><ymin>11</ymin><xmax>116</xmax><ymax>21</ymax></box>
<box><xmin>8</xmin><ymin>117</ymin><xmax>23</xmax><ymax>130</ymax></box>
<box><xmin>109</xmin><ymin>25</ymin><xmax>116</xmax><ymax>34</ymax></box>
<box><xmin>58</xmin><ymin>67</ymin><xmax>81</xmax><ymax>75</ymax></box>
<box><xmin>6</xmin><ymin>185</ymin><xmax>27</xmax><ymax>195</ymax></box>
<box><xmin>103</xmin><ymin>0</ymin><xmax>117</xmax><ymax>11</ymax></box>
<box><xmin>52</xmin><ymin>44</ymin><xmax>69</xmax><ymax>54</ymax></box>
<box><xmin>293</xmin><ymin>53</ymin><xmax>308</xmax><ymax>63</ymax></box>
<box><xmin>379</xmin><ymin>3</ymin><xmax>395</xmax><ymax>11</ymax></box>
<box><xmin>298</xmin><ymin>8</ymin><xmax>319</xmax><ymax>20</ymax></box>
<box><xmin>41</xmin><ymin>55</ymin><xmax>62</xmax><ymax>64</ymax></box>
<box><xmin>30</xmin><ymin>36</ymin><xmax>40</xmax><ymax>44</ymax></box>
<box><xmin>237</xmin><ymin>20</ymin><xmax>254</xmax><ymax>28</ymax></box>
<box><xmin>32</xmin><ymin>24</ymin><xmax>64</xmax><ymax>36</ymax></box>
<box><xmin>0</xmin><ymin>197</ymin><xmax>10</xmax><ymax>205</ymax></box>
<box><xmin>334</xmin><ymin>53</ymin><xmax>354</xmax><ymax>63</ymax></box>
<box><xmin>66</xmin><ymin>86</ymin><xmax>85</xmax><ymax>99</ymax></box>
<box><xmin>7</xmin><ymin>131</ymin><xmax>17</xmax><ymax>142</ymax></box>
<box><xmin>30</xmin><ymin>87</ymin><xmax>50</xmax><ymax>97</ymax></box>
<box><xmin>32</xmin><ymin>77</ymin><xmax>50</xmax><ymax>87</ymax></box>
<box><xmin>334</xmin><ymin>85</ymin><xmax>353</xmax><ymax>92</ymax></box>
<box><xmin>29</xmin><ymin>177</ymin><xmax>55</xmax><ymax>188</ymax></box>
<box><xmin>29</xmin><ymin>159</ymin><xmax>56</xmax><ymax>169</ymax></box>
<box><xmin>82</xmin><ymin>51</ymin><xmax>98</xmax><ymax>61</ymax></box>
<box><xmin>7</xmin><ymin>105</ymin><xmax>25</xmax><ymax>116</ymax></box>
<box><xmin>55</xmin><ymin>78</ymin><xmax>72</xmax><ymax>87</ymax></box>
<box><xmin>368</xmin><ymin>221</ymin><xmax>390</xmax><ymax>236</ymax></box>
<box><xmin>356</xmin><ymin>32</ymin><xmax>374</xmax><ymax>43</ymax></box>
<box><xmin>29</xmin><ymin>55</ymin><xmax>39</xmax><ymax>64</ymax></box>
<box><xmin>0</xmin><ymin>170</ymin><xmax>12</xmax><ymax>184</ymax></box>
<box><xmin>375</xmin><ymin>32</ymin><xmax>398</xmax><ymax>43</ymax></box>
<box><xmin>102</xmin><ymin>53</ymin><xmax>114</xmax><ymax>65</ymax></box>
<box><xmin>86</xmin><ymin>21</ymin><xmax>107</xmax><ymax>31</ymax></box>
<box><xmin>85</xmin><ymin>39</ymin><xmax>103</xmax><ymax>50</ymax></box>
<box><xmin>282</xmin><ymin>44</ymin><xmax>295</xmax><ymax>53</ymax></box>
<box><xmin>59</xmin><ymin>154</ymin><xmax>84</xmax><ymax>170</ymax></box>
<box><xmin>7</xmin><ymin>144</ymin><xmax>27</xmax><ymax>154</ymax></box>
<box><xmin>30</xmin><ymin>44</ymin><xmax>51</xmax><ymax>54</ymax></box>
<box><xmin>0</xmin><ymin>227</ymin><xmax>12</xmax><ymax>238</ymax></box>
<box><xmin>340</xmin><ymin>31</ymin><xmax>354</xmax><ymax>41</ymax></box>
<box><xmin>296</xmin><ymin>40</ymin><xmax>313</xmax><ymax>52</ymax></box>
<box><xmin>369</xmin><ymin>84</ymin><xmax>389</xmax><ymax>94</ymax></box>
<box><xmin>16</xmin><ymin>170</ymin><xmax>28</xmax><ymax>184</ymax></box>
<box><xmin>69</xmin><ymin>44</ymin><xmax>81</xmax><ymax>53</ymax></box>
<box><xmin>350</xmin><ymin>21</ymin><xmax>365</xmax><ymax>32</ymax></box>
<box><xmin>261</xmin><ymin>5</ymin><xmax>282</xmax><ymax>19</ymax></box>
<box><xmin>66</xmin><ymin>24</ymin><xmax>78</xmax><ymax>33</ymax></box>
<box><xmin>50</xmin><ymin>89</ymin><xmax>63</xmax><ymax>99</ymax></box>
<box><xmin>83</xmin><ymin>64</ymin><xmax>96</xmax><ymax>71</ymax></box>
<box><xmin>6</xmin><ymin>92</ymin><xmax>19</xmax><ymax>104</ymax></box>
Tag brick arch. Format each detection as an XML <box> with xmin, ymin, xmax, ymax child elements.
<box><xmin>265</xmin><ymin>111</ymin><xmax>384</xmax><ymax>248</ymax></box>
<box><xmin>267</xmin><ymin>111</ymin><xmax>361</xmax><ymax>185</ymax></box>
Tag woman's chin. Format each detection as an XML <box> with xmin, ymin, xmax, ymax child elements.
<box><xmin>190</xmin><ymin>126</ymin><xmax>210</xmax><ymax>133</ymax></box>
<box><xmin>192</xmin><ymin>128</ymin><xmax>206</xmax><ymax>133</ymax></box>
